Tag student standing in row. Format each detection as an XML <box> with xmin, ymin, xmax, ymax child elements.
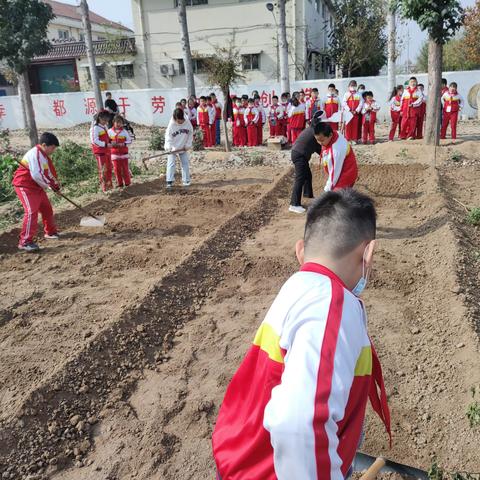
<box><xmin>324</xmin><ymin>83</ymin><xmax>340</xmax><ymax>131</ymax></box>
<box><xmin>254</xmin><ymin>95</ymin><xmax>266</xmax><ymax>145</ymax></box>
<box><xmin>187</xmin><ymin>98</ymin><xmax>197</xmax><ymax>128</ymax></box>
<box><xmin>305</xmin><ymin>88</ymin><xmax>322</xmax><ymax>124</ymax></box>
<box><xmin>400</xmin><ymin>76</ymin><xmax>424</xmax><ymax>140</ymax></box>
<box><xmin>12</xmin><ymin>133</ymin><xmax>62</xmax><ymax>252</ymax></box>
<box><xmin>388</xmin><ymin>85</ymin><xmax>403</xmax><ymax>141</ymax></box>
<box><xmin>361</xmin><ymin>91</ymin><xmax>380</xmax><ymax>145</ymax></box>
<box><xmin>280</xmin><ymin>92</ymin><xmax>289</xmax><ymax>137</ymax></box>
<box><xmin>90</xmin><ymin>110</ymin><xmax>113</xmax><ymax>192</ymax></box>
<box><xmin>416</xmin><ymin>83</ymin><xmax>427</xmax><ymax>139</ymax></box>
<box><xmin>441</xmin><ymin>82</ymin><xmax>464</xmax><ymax>140</ymax></box>
<box><xmin>232</xmin><ymin>97</ymin><xmax>247</xmax><ymax>147</ymax></box>
<box><xmin>244</xmin><ymin>98</ymin><xmax>259</xmax><ymax>147</ymax></box>
<box><xmin>268</xmin><ymin>95</ymin><xmax>284</xmax><ymax>137</ymax></box>
<box><xmin>164</xmin><ymin>107</ymin><xmax>193</xmax><ymax>189</ymax></box>
<box><xmin>211</xmin><ymin>93</ymin><xmax>222</xmax><ymax>146</ymax></box>
<box><xmin>288</xmin><ymin>96</ymin><xmax>306</xmax><ymax>144</ymax></box>
<box><xmin>197</xmin><ymin>97</ymin><xmax>212</xmax><ymax>148</ymax></box>
<box><xmin>342</xmin><ymin>80</ymin><xmax>364</xmax><ymax>143</ymax></box>
<box><xmin>108</xmin><ymin>115</ymin><xmax>132</xmax><ymax>188</ymax></box>
<box><xmin>207</xmin><ymin>96</ymin><xmax>217</xmax><ymax>147</ymax></box>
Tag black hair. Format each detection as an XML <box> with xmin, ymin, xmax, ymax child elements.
<box><xmin>348</xmin><ymin>80</ymin><xmax>357</xmax><ymax>87</ymax></box>
<box><xmin>251</xmin><ymin>90</ymin><xmax>259</xmax><ymax>96</ymax></box>
<box><xmin>207</xmin><ymin>95</ymin><xmax>212</xmax><ymax>101</ymax></box>
<box><xmin>291</xmin><ymin>97</ymin><xmax>300</xmax><ymax>107</ymax></box>
<box><xmin>418</xmin><ymin>83</ymin><xmax>424</xmax><ymax>88</ymax></box>
<box><xmin>173</xmin><ymin>107</ymin><xmax>185</xmax><ymax>121</ymax></box>
<box><xmin>200</xmin><ymin>96</ymin><xmax>207</xmax><ymax>101</ymax></box>
<box><xmin>305</xmin><ymin>189</ymin><xmax>377</xmax><ymax>258</ymax></box>
<box><xmin>362</xmin><ymin>91</ymin><xmax>368</xmax><ymax>100</ymax></box>
<box><xmin>312</xmin><ymin>88</ymin><xmax>319</xmax><ymax>93</ymax></box>
<box><xmin>272</xmin><ymin>95</ymin><xmax>278</xmax><ymax>100</ymax></box>
<box><xmin>253</xmin><ymin>94</ymin><xmax>260</xmax><ymax>100</ymax></box>
<box><xmin>328</xmin><ymin>83</ymin><xmax>336</xmax><ymax>89</ymax></box>
<box><xmin>96</xmin><ymin>110</ymin><xmax>111</xmax><ymax>124</ymax></box>
<box><xmin>175</xmin><ymin>102</ymin><xmax>182</xmax><ymax>108</ymax></box>
<box><xmin>242</xmin><ymin>94</ymin><xmax>249</xmax><ymax>100</ymax></box>
<box><xmin>292</xmin><ymin>91</ymin><xmax>299</xmax><ymax>99</ymax></box>
<box><xmin>248</xmin><ymin>98</ymin><xmax>255</xmax><ymax>103</ymax></box>
<box><xmin>312</xmin><ymin>116</ymin><xmax>332</xmax><ymax>136</ymax></box>
<box><xmin>39</xmin><ymin>132</ymin><xmax>60</xmax><ymax>147</ymax></box>
<box><xmin>450</xmin><ymin>82</ymin><xmax>457</xmax><ymax>88</ymax></box>
<box><xmin>365</xmin><ymin>91</ymin><xmax>373</xmax><ymax>97</ymax></box>
<box><xmin>358</xmin><ymin>84</ymin><xmax>365</xmax><ymax>90</ymax></box>
<box><xmin>390</xmin><ymin>85</ymin><xmax>403</xmax><ymax>100</ymax></box>
<box><xmin>210</xmin><ymin>92</ymin><xmax>216</xmax><ymax>97</ymax></box>
<box><xmin>409</xmin><ymin>76</ymin><xmax>417</xmax><ymax>81</ymax></box>
<box><xmin>180</xmin><ymin>98</ymin><xmax>187</xmax><ymax>103</ymax></box>
<box><xmin>112</xmin><ymin>114</ymin><xmax>124</xmax><ymax>125</ymax></box>
<box><xmin>106</xmin><ymin>92</ymin><xmax>112</xmax><ymax>97</ymax></box>
<box><xmin>442</xmin><ymin>78</ymin><xmax>448</xmax><ymax>86</ymax></box>
<box><xmin>281</xmin><ymin>92</ymin><xmax>288</xmax><ymax>99</ymax></box>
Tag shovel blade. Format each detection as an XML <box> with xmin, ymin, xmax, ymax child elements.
<box><xmin>80</xmin><ymin>215</ymin><xmax>105</xmax><ymax>228</ymax></box>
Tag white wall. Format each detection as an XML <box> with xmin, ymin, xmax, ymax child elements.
<box><xmin>0</xmin><ymin>71</ymin><xmax>478</xmax><ymax>130</ymax></box>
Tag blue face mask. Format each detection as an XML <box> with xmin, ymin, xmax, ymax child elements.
<box><xmin>352</xmin><ymin>247</ymin><xmax>370</xmax><ymax>297</ymax></box>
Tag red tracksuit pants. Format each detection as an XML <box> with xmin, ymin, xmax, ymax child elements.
<box><xmin>200</xmin><ymin>123</ymin><xmax>211</xmax><ymax>147</ymax></box>
<box><xmin>415</xmin><ymin>113</ymin><xmax>425</xmax><ymax>139</ymax></box>
<box><xmin>400</xmin><ymin>110</ymin><xmax>419</xmax><ymax>139</ymax></box>
<box><xmin>344</xmin><ymin>114</ymin><xmax>360</xmax><ymax>141</ymax></box>
<box><xmin>247</xmin><ymin>124</ymin><xmax>258</xmax><ymax>147</ymax></box>
<box><xmin>210</xmin><ymin>123</ymin><xmax>216</xmax><ymax>147</ymax></box>
<box><xmin>233</xmin><ymin>126</ymin><xmax>247</xmax><ymax>146</ymax></box>
<box><xmin>95</xmin><ymin>153</ymin><xmax>113</xmax><ymax>192</ymax></box>
<box><xmin>269</xmin><ymin>122</ymin><xmax>282</xmax><ymax>137</ymax></box>
<box><xmin>113</xmin><ymin>159</ymin><xmax>131</xmax><ymax>187</ymax></box>
<box><xmin>389</xmin><ymin>112</ymin><xmax>401</xmax><ymax>141</ymax></box>
<box><xmin>362</xmin><ymin>120</ymin><xmax>376</xmax><ymax>144</ymax></box>
<box><xmin>290</xmin><ymin>128</ymin><xmax>303</xmax><ymax>145</ymax></box>
<box><xmin>441</xmin><ymin>111</ymin><xmax>459</xmax><ymax>139</ymax></box>
<box><xmin>257</xmin><ymin>122</ymin><xmax>263</xmax><ymax>145</ymax></box>
<box><xmin>14</xmin><ymin>186</ymin><xmax>57</xmax><ymax>246</ymax></box>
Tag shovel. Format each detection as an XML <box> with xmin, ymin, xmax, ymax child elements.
<box><xmin>56</xmin><ymin>192</ymin><xmax>106</xmax><ymax>228</ymax></box>
<box><xmin>142</xmin><ymin>149</ymin><xmax>186</xmax><ymax>170</ymax></box>
<box><xmin>356</xmin><ymin>452</ymin><xmax>429</xmax><ymax>480</ymax></box>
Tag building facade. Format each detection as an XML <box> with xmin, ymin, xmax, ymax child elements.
<box><xmin>130</xmin><ymin>0</ymin><xmax>335</xmax><ymax>90</ymax></box>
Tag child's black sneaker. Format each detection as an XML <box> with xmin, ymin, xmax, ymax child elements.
<box><xmin>18</xmin><ymin>242</ymin><xmax>40</xmax><ymax>252</ymax></box>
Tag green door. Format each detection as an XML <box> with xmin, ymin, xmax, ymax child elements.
<box><xmin>37</xmin><ymin>64</ymin><xmax>75</xmax><ymax>93</ymax></box>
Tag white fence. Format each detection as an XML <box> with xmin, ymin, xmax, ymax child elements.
<box><xmin>0</xmin><ymin>71</ymin><xmax>478</xmax><ymax>130</ymax></box>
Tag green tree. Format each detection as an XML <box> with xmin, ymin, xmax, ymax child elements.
<box><xmin>328</xmin><ymin>0</ymin><xmax>387</xmax><ymax>77</ymax></box>
<box><xmin>464</xmin><ymin>0</ymin><xmax>480</xmax><ymax>65</ymax></box>
<box><xmin>399</xmin><ymin>0</ymin><xmax>464</xmax><ymax>146</ymax></box>
<box><xmin>0</xmin><ymin>0</ymin><xmax>54</xmax><ymax>146</ymax></box>
<box><xmin>203</xmin><ymin>41</ymin><xmax>245</xmax><ymax>152</ymax></box>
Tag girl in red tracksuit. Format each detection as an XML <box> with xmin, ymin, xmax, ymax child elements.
<box><xmin>268</xmin><ymin>96</ymin><xmax>284</xmax><ymax>137</ymax></box>
<box><xmin>254</xmin><ymin>96</ymin><xmax>265</xmax><ymax>146</ymax></box>
<box><xmin>342</xmin><ymin>81</ymin><xmax>364</xmax><ymax>143</ymax></box>
<box><xmin>441</xmin><ymin>82</ymin><xmax>464</xmax><ymax>140</ymax></box>
<box><xmin>90</xmin><ymin>110</ymin><xmax>113</xmax><ymax>192</ymax></box>
<box><xmin>108</xmin><ymin>115</ymin><xmax>133</xmax><ymax>188</ymax></box>
<box><xmin>287</xmin><ymin>97</ymin><xmax>306</xmax><ymax>145</ymax></box>
<box><xmin>361</xmin><ymin>91</ymin><xmax>380</xmax><ymax>145</ymax></box>
<box><xmin>197</xmin><ymin>96</ymin><xmax>212</xmax><ymax>148</ymax></box>
<box><xmin>244</xmin><ymin>99</ymin><xmax>259</xmax><ymax>147</ymax></box>
<box><xmin>400</xmin><ymin>77</ymin><xmax>424</xmax><ymax>140</ymax></box>
<box><xmin>232</xmin><ymin>98</ymin><xmax>247</xmax><ymax>147</ymax></box>
<box><xmin>324</xmin><ymin>83</ymin><xmax>340</xmax><ymax>131</ymax></box>
<box><xmin>187</xmin><ymin>98</ymin><xmax>197</xmax><ymax>128</ymax></box>
<box><xmin>388</xmin><ymin>85</ymin><xmax>403</xmax><ymax>141</ymax></box>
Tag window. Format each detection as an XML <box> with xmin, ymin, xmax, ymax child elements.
<box><xmin>178</xmin><ymin>58</ymin><xmax>209</xmax><ymax>74</ymax></box>
<box><xmin>116</xmin><ymin>64</ymin><xmax>134</xmax><ymax>79</ymax></box>
<box><xmin>79</xmin><ymin>33</ymin><xmax>85</xmax><ymax>42</ymax></box>
<box><xmin>86</xmin><ymin>66</ymin><xmax>105</xmax><ymax>81</ymax></box>
<box><xmin>174</xmin><ymin>0</ymin><xmax>208</xmax><ymax>6</ymax></box>
<box><xmin>242</xmin><ymin>54</ymin><xmax>260</xmax><ymax>71</ymax></box>
<box><xmin>97</xmin><ymin>36</ymin><xmax>106</xmax><ymax>41</ymax></box>
<box><xmin>58</xmin><ymin>30</ymin><xmax>69</xmax><ymax>40</ymax></box>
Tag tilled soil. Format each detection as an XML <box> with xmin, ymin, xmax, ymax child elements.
<box><xmin>0</xmin><ymin>133</ymin><xmax>479</xmax><ymax>479</ymax></box>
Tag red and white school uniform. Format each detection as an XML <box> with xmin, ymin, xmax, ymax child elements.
<box><xmin>268</xmin><ymin>104</ymin><xmax>284</xmax><ymax>137</ymax></box>
<box><xmin>213</xmin><ymin>262</ymin><xmax>391</xmax><ymax>480</ymax></box>
<box><xmin>280</xmin><ymin>102</ymin><xmax>289</xmax><ymax>137</ymax></box>
<box><xmin>322</xmin><ymin>131</ymin><xmax>358</xmax><ymax>191</ymax></box>
<box><xmin>415</xmin><ymin>94</ymin><xmax>427</xmax><ymax>139</ymax></box>
<box><xmin>208</xmin><ymin>103</ymin><xmax>216</xmax><ymax>147</ymax></box>
<box><xmin>361</xmin><ymin>100</ymin><xmax>380</xmax><ymax>144</ymax></box>
<box><xmin>399</xmin><ymin>87</ymin><xmax>424</xmax><ymax>139</ymax></box>
<box><xmin>441</xmin><ymin>91</ymin><xmax>463</xmax><ymax>140</ymax></box>
<box><xmin>108</xmin><ymin>127</ymin><xmax>132</xmax><ymax>187</ymax></box>
<box><xmin>342</xmin><ymin>91</ymin><xmax>364</xmax><ymax>142</ymax></box>
<box><xmin>213</xmin><ymin>100</ymin><xmax>223</xmax><ymax>145</ymax></box>
<box><xmin>244</xmin><ymin>107</ymin><xmax>259</xmax><ymax>147</ymax></box>
<box><xmin>388</xmin><ymin>95</ymin><xmax>402</xmax><ymax>141</ymax></box>
<box><xmin>12</xmin><ymin>146</ymin><xmax>60</xmax><ymax>246</ymax></box>
<box><xmin>197</xmin><ymin>105</ymin><xmax>212</xmax><ymax>148</ymax></box>
<box><xmin>287</xmin><ymin>103</ymin><xmax>306</xmax><ymax>145</ymax></box>
<box><xmin>90</xmin><ymin>123</ymin><xmax>113</xmax><ymax>192</ymax></box>
<box><xmin>232</xmin><ymin>105</ymin><xmax>247</xmax><ymax>147</ymax></box>
<box><xmin>188</xmin><ymin>106</ymin><xmax>197</xmax><ymax>128</ymax></box>
<box><xmin>255</xmin><ymin>102</ymin><xmax>266</xmax><ymax>146</ymax></box>
<box><xmin>324</xmin><ymin>93</ymin><xmax>340</xmax><ymax>131</ymax></box>
<box><xmin>305</xmin><ymin>96</ymin><xmax>323</xmax><ymax>123</ymax></box>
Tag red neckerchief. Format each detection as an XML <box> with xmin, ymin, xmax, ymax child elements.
<box><xmin>300</xmin><ymin>261</ymin><xmax>392</xmax><ymax>447</ymax></box>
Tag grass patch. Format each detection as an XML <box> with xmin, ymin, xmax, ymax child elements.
<box><xmin>450</xmin><ymin>151</ymin><xmax>463</xmax><ymax>162</ymax></box>
<box><xmin>466</xmin><ymin>207</ymin><xmax>480</xmax><ymax>226</ymax></box>
<box><xmin>467</xmin><ymin>386</ymin><xmax>480</xmax><ymax>428</ymax></box>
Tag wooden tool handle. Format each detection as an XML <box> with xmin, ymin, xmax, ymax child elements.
<box><xmin>359</xmin><ymin>457</ymin><xmax>386</xmax><ymax>480</ymax></box>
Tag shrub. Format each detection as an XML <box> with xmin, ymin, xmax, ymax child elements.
<box><xmin>149</xmin><ymin>128</ymin><xmax>165</xmax><ymax>151</ymax></box>
<box><xmin>467</xmin><ymin>207</ymin><xmax>480</xmax><ymax>226</ymax></box>
<box><xmin>53</xmin><ymin>141</ymin><xmax>98</xmax><ymax>187</ymax></box>
<box><xmin>0</xmin><ymin>153</ymin><xmax>18</xmax><ymax>203</ymax></box>
<box><xmin>192</xmin><ymin>128</ymin><xmax>204</xmax><ymax>151</ymax></box>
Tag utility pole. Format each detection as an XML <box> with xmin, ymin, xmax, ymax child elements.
<box><xmin>387</xmin><ymin>4</ymin><xmax>397</xmax><ymax>94</ymax></box>
<box><xmin>277</xmin><ymin>0</ymin><xmax>290</xmax><ymax>93</ymax></box>
<box><xmin>177</xmin><ymin>0</ymin><xmax>196</xmax><ymax>97</ymax></box>
<box><xmin>266</xmin><ymin>4</ymin><xmax>280</xmax><ymax>82</ymax></box>
<box><xmin>79</xmin><ymin>0</ymin><xmax>103</xmax><ymax>111</ymax></box>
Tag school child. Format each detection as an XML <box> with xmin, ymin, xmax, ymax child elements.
<box><xmin>441</xmin><ymin>82</ymin><xmax>464</xmax><ymax>140</ymax></box>
<box><xmin>207</xmin><ymin>96</ymin><xmax>217</xmax><ymax>147</ymax></box>
<box><xmin>12</xmin><ymin>132</ymin><xmax>61</xmax><ymax>252</ymax></box>
<box><xmin>298</xmin><ymin>90</ymin><xmax>306</xmax><ymax>105</ymax></box>
<box><xmin>175</xmin><ymin>102</ymin><xmax>183</xmax><ymax>109</ymax></box>
<box><xmin>244</xmin><ymin>98</ymin><xmax>259</xmax><ymax>147</ymax></box>
<box><xmin>280</xmin><ymin>92</ymin><xmax>289</xmax><ymax>137</ymax></box>
<box><xmin>213</xmin><ymin>187</ymin><xmax>391</xmax><ymax>480</ymax></box>
<box><xmin>287</xmin><ymin>96</ymin><xmax>306</xmax><ymax>145</ymax></box>
<box><xmin>90</xmin><ymin>110</ymin><xmax>113</xmax><ymax>192</ymax></box>
<box><xmin>197</xmin><ymin>96</ymin><xmax>212</xmax><ymax>148</ymax></box>
<box><xmin>232</xmin><ymin>97</ymin><xmax>247</xmax><ymax>147</ymax></box>
<box><xmin>187</xmin><ymin>98</ymin><xmax>197</xmax><ymax>128</ymax></box>
<box><xmin>388</xmin><ymin>85</ymin><xmax>404</xmax><ymax>141</ymax></box>
<box><xmin>180</xmin><ymin>98</ymin><xmax>187</xmax><ymax>109</ymax></box>
<box><xmin>357</xmin><ymin>84</ymin><xmax>366</xmax><ymax>140</ymax></box>
<box><xmin>241</xmin><ymin>94</ymin><xmax>249</xmax><ymax>108</ymax></box>
<box><xmin>211</xmin><ymin>92</ymin><xmax>222</xmax><ymax>146</ymax></box>
<box><xmin>108</xmin><ymin>115</ymin><xmax>132</xmax><ymax>188</ymax></box>
<box><xmin>361</xmin><ymin>91</ymin><xmax>380</xmax><ymax>144</ymax></box>
<box><xmin>254</xmin><ymin>95</ymin><xmax>265</xmax><ymax>146</ymax></box>
<box><xmin>323</xmin><ymin>83</ymin><xmax>340</xmax><ymax>131</ymax></box>
<box><xmin>441</xmin><ymin>78</ymin><xmax>449</xmax><ymax>97</ymax></box>
<box><xmin>189</xmin><ymin>94</ymin><xmax>199</xmax><ymax>109</ymax></box>
<box><xmin>268</xmin><ymin>95</ymin><xmax>284</xmax><ymax>137</ymax></box>
<box><xmin>305</xmin><ymin>88</ymin><xmax>322</xmax><ymax>124</ymax></box>
<box><xmin>415</xmin><ymin>84</ymin><xmax>427</xmax><ymax>139</ymax></box>
<box><xmin>342</xmin><ymin>80</ymin><xmax>364</xmax><ymax>143</ymax></box>
<box><xmin>400</xmin><ymin>76</ymin><xmax>424</xmax><ymax>140</ymax></box>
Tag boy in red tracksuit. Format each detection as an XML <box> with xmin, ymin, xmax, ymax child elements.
<box><xmin>213</xmin><ymin>188</ymin><xmax>391</xmax><ymax>480</ymax></box>
<box><xmin>12</xmin><ymin>132</ymin><xmax>61</xmax><ymax>252</ymax></box>
<box><xmin>197</xmin><ymin>96</ymin><xmax>212</xmax><ymax>148</ymax></box>
<box><xmin>415</xmin><ymin>84</ymin><xmax>427</xmax><ymax>139</ymax></box>
<box><xmin>361</xmin><ymin>91</ymin><xmax>380</xmax><ymax>144</ymax></box>
<box><xmin>342</xmin><ymin>80</ymin><xmax>364</xmax><ymax>143</ymax></box>
<box><xmin>207</xmin><ymin>96</ymin><xmax>217</xmax><ymax>147</ymax></box>
<box><xmin>324</xmin><ymin>83</ymin><xmax>340</xmax><ymax>131</ymax></box>
<box><xmin>441</xmin><ymin>82</ymin><xmax>464</xmax><ymax>140</ymax></box>
<box><xmin>268</xmin><ymin>95</ymin><xmax>284</xmax><ymax>137</ymax></box>
<box><xmin>244</xmin><ymin>99</ymin><xmax>259</xmax><ymax>147</ymax></box>
<box><xmin>232</xmin><ymin>97</ymin><xmax>247</xmax><ymax>147</ymax></box>
<box><xmin>388</xmin><ymin>85</ymin><xmax>403</xmax><ymax>141</ymax></box>
<box><xmin>254</xmin><ymin>95</ymin><xmax>265</xmax><ymax>146</ymax></box>
<box><xmin>400</xmin><ymin>76</ymin><xmax>424</xmax><ymax>140</ymax></box>
<box><xmin>90</xmin><ymin>110</ymin><xmax>113</xmax><ymax>192</ymax></box>
<box><xmin>108</xmin><ymin>115</ymin><xmax>133</xmax><ymax>188</ymax></box>
<box><xmin>305</xmin><ymin>88</ymin><xmax>322</xmax><ymax>125</ymax></box>
<box><xmin>287</xmin><ymin>97</ymin><xmax>306</xmax><ymax>144</ymax></box>
<box><xmin>211</xmin><ymin>93</ymin><xmax>223</xmax><ymax>146</ymax></box>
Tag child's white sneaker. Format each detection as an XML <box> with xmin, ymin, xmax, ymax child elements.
<box><xmin>289</xmin><ymin>205</ymin><xmax>306</xmax><ymax>214</ymax></box>
<box><xmin>183</xmin><ymin>182</ymin><xmax>191</xmax><ymax>187</ymax></box>
<box><xmin>166</xmin><ymin>182</ymin><xmax>173</xmax><ymax>189</ymax></box>
<box><xmin>44</xmin><ymin>233</ymin><xmax>61</xmax><ymax>240</ymax></box>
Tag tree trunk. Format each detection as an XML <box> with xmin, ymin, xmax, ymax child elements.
<box><xmin>80</xmin><ymin>0</ymin><xmax>103</xmax><ymax>111</ymax></box>
<box><xmin>178</xmin><ymin>0</ymin><xmax>196</xmax><ymax>98</ymax></box>
<box><xmin>278</xmin><ymin>0</ymin><xmax>290</xmax><ymax>94</ymax></box>
<box><xmin>222</xmin><ymin>88</ymin><xmax>231</xmax><ymax>152</ymax></box>
<box><xmin>17</xmin><ymin>70</ymin><xmax>38</xmax><ymax>147</ymax></box>
<box><xmin>387</xmin><ymin>9</ymin><xmax>396</xmax><ymax>94</ymax></box>
<box><xmin>425</xmin><ymin>39</ymin><xmax>442</xmax><ymax>146</ymax></box>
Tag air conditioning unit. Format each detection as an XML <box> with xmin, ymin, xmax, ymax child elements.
<box><xmin>160</xmin><ymin>64</ymin><xmax>175</xmax><ymax>76</ymax></box>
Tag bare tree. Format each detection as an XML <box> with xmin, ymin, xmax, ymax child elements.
<box><xmin>387</xmin><ymin>4</ymin><xmax>397</xmax><ymax>94</ymax></box>
<box><xmin>79</xmin><ymin>0</ymin><xmax>103</xmax><ymax>111</ymax></box>
<box><xmin>278</xmin><ymin>0</ymin><xmax>290</xmax><ymax>93</ymax></box>
<box><xmin>177</xmin><ymin>0</ymin><xmax>196</xmax><ymax>97</ymax></box>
